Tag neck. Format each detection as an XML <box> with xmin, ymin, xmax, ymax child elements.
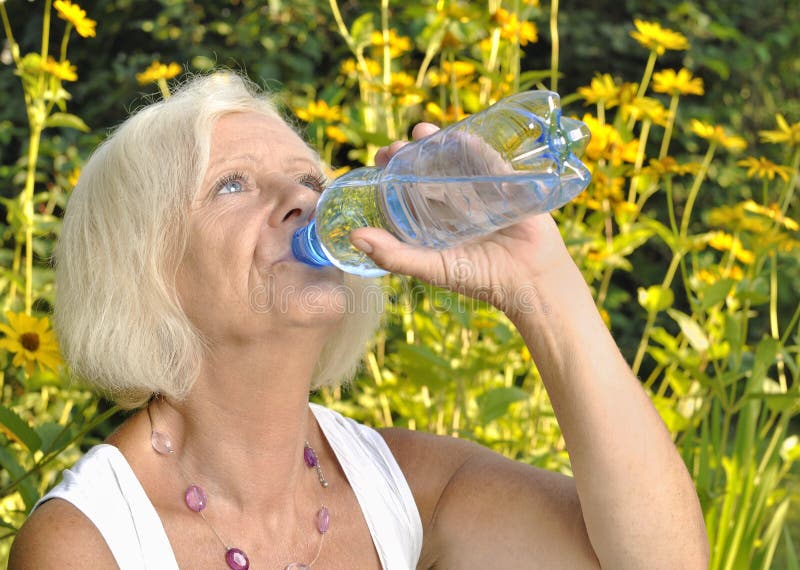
<box><xmin>150</xmin><ymin>327</ymin><xmax>330</xmax><ymax>518</ymax></box>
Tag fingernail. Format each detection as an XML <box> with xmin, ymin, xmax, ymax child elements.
<box><xmin>351</xmin><ymin>239</ymin><xmax>373</xmax><ymax>254</ymax></box>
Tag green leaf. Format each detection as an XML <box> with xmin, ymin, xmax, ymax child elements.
<box><xmin>0</xmin><ymin>446</ymin><xmax>38</xmax><ymax>510</ymax></box>
<box><xmin>0</xmin><ymin>405</ymin><xmax>42</xmax><ymax>452</ymax></box>
<box><xmin>611</xmin><ymin>226</ymin><xmax>654</xmax><ymax>257</ymax></box>
<box><xmin>698</xmin><ymin>278</ymin><xmax>735</xmax><ymax>310</ymax></box>
<box><xmin>667</xmin><ymin>309</ymin><xmax>709</xmax><ymax>352</ymax></box>
<box><xmin>638</xmin><ymin>285</ymin><xmax>674</xmax><ymax>313</ymax></box>
<box><xmin>36</xmin><ymin>422</ymin><xmax>73</xmax><ymax>454</ymax></box>
<box><xmin>477</xmin><ymin>386</ymin><xmax>529</xmax><ymax>424</ymax></box>
<box><xmin>44</xmin><ymin>112</ymin><xmax>90</xmax><ymax>132</ymax></box>
<box><xmin>0</xmin><ymin>516</ymin><xmax>17</xmax><ymax>531</ymax></box>
<box><xmin>751</xmin><ymin>336</ymin><xmax>780</xmax><ymax>387</ymax></box>
<box><xmin>783</xmin><ymin>526</ymin><xmax>799</xmax><ymax>570</ymax></box>
<box><xmin>350</xmin><ymin>13</ymin><xmax>375</xmax><ymax>49</ymax></box>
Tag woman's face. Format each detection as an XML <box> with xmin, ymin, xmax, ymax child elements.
<box><xmin>177</xmin><ymin>111</ymin><xmax>346</xmax><ymax>343</ymax></box>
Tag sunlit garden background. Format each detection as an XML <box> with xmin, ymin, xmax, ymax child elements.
<box><xmin>1</xmin><ymin>0</ymin><xmax>798</xmax><ymax>567</ymax></box>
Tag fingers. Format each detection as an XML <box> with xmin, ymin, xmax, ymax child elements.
<box><xmin>411</xmin><ymin>122</ymin><xmax>439</xmax><ymax>139</ymax></box>
<box><xmin>374</xmin><ymin>122</ymin><xmax>441</xmax><ymax>167</ymax></box>
<box><xmin>349</xmin><ymin>227</ymin><xmax>443</xmax><ymax>283</ymax></box>
<box><xmin>374</xmin><ymin>140</ymin><xmax>408</xmax><ymax>167</ymax></box>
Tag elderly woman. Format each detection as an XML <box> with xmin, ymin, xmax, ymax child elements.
<box><xmin>9</xmin><ymin>73</ymin><xmax>707</xmax><ymax>569</ymax></box>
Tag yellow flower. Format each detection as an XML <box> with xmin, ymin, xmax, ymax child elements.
<box><xmin>427</xmin><ymin>60</ymin><xmax>477</xmax><ymax>87</ymax></box>
<box><xmin>41</xmin><ymin>56</ymin><xmax>78</xmax><ymax>81</ymax></box>
<box><xmin>690</xmin><ymin>119</ymin><xmax>747</xmax><ymax>151</ymax></box>
<box><xmin>736</xmin><ymin>156</ymin><xmax>793</xmax><ymax>182</ymax></box>
<box><xmin>323</xmin><ymin>164</ymin><xmax>350</xmax><ymax>181</ymax></box>
<box><xmin>388</xmin><ymin>71</ymin><xmax>416</xmax><ymax>93</ymax></box>
<box><xmin>630</xmin><ymin>19</ymin><xmax>689</xmax><ymax>55</ymax></box>
<box><xmin>341</xmin><ymin>58</ymin><xmax>382</xmax><ymax>78</ymax></box>
<box><xmin>425</xmin><ymin>102</ymin><xmax>469</xmax><ymax>124</ymax></box>
<box><xmin>760</xmin><ymin>114</ymin><xmax>800</xmax><ymax>147</ymax></box>
<box><xmin>575</xmin><ymin>171</ymin><xmax>625</xmax><ymax>210</ymax></box>
<box><xmin>136</xmin><ymin>61</ymin><xmax>181</xmax><ymax>85</ymax></box>
<box><xmin>0</xmin><ymin>311</ymin><xmax>63</xmax><ymax>376</ymax></box>
<box><xmin>493</xmin><ymin>9</ymin><xmax>538</xmax><ymax>46</ymax></box>
<box><xmin>581</xmin><ymin>114</ymin><xmax>639</xmax><ymax>166</ymax></box>
<box><xmin>696</xmin><ymin>266</ymin><xmax>744</xmax><ymax>284</ymax></box>
<box><xmin>707</xmin><ymin>232</ymin><xmax>754</xmax><ymax>264</ymax></box>
<box><xmin>623</xmin><ymin>96</ymin><xmax>669</xmax><ymax>126</ymax></box>
<box><xmin>325</xmin><ymin>125</ymin><xmax>348</xmax><ymax>144</ymax></box>
<box><xmin>641</xmin><ymin>157</ymin><xmax>700</xmax><ymax>177</ymax></box>
<box><xmin>578</xmin><ymin>74</ymin><xmax>621</xmax><ymax>107</ymax></box>
<box><xmin>294</xmin><ymin>100</ymin><xmax>343</xmax><ymax>123</ymax></box>
<box><xmin>67</xmin><ymin>167</ymin><xmax>81</xmax><ymax>187</ymax></box>
<box><xmin>397</xmin><ymin>92</ymin><xmax>424</xmax><ymax>107</ymax></box>
<box><xmin>652</xmin><ymin>68</ymin><xmax>704</xmax><ymax>97</ymax></box>
<box><xmin>370</xmin><ymin>30</ymin><xmax>413</xmax><ymax>58</ymax></box>
<box><xmin>708</xmin><ymin>203</ymin><xmax>770</xmax><ymax>234</ymax></box>
<box><xmin>742</xmin><ymin>200</ymin><xmax>799</xmax><ymax>231</ymax></box>
<box><xmin>54</xmin><ymin>0</ymin><xmax>96</xmax><ymax>38</ymax></box>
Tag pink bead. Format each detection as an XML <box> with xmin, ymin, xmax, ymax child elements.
<box><xmin>317</xmin><ymin>506</ymin><xmax>330</xmax><ymax>534</ymax></box>
<box><xmin>226</xmin><ymin>547</ymin><xmax>249</xmax><ymax>570</ymax></box>
<box><xmin>184</xmin><ymin>485</ymin><xmax>207</xmax><ymax>512</ymax></box>
<box><xmin>150</xmin><ymin>430</ymin><xmax>174</xmax><ymax>455</ymax></box>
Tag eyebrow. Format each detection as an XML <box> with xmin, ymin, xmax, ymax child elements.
<box><xmin>206</xmin><ymin>153</ymin><xmax>321</xmax><ymax>176</ymax></box>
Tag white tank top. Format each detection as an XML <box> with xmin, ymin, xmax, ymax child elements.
<box><xmin>33</xmin><ymin>403</ymin><xmax>423</xmax><ymax>569</ymax></box>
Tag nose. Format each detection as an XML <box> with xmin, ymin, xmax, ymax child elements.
<box><xmin>267</xmin><ymin>180</ymin><xmax>319</xmax><ymax>229</ymax></box>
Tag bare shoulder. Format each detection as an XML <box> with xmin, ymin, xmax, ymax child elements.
<box><xmin>8</xmin><ymin>498</ymin><xmax>117</xmax><ymax>569</ymax></box>
<box><xmin>379</xmin><ymin>428</ymin><xmax>600</xmax><ymax>569</ymax></box>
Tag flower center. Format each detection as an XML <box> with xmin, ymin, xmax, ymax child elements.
<box><xmin>20</xmin><ymin>332</ymin><xmax>40</xmax><ymax>352</ymax></box>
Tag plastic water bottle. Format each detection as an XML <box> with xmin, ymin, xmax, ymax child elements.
<box><xmin>292</xmin><ymin>90</ymin><xmax>591</xmax><ymax>277</ymax></box>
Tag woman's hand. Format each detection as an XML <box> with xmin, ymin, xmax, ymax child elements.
<box><xmin>349</xmin><ymin>123</ymin><xmax>576</xmax><ymax>315</ymax></box>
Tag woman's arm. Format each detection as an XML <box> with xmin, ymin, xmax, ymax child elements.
<box><xmin>356</xmin><ymin>125</ymin><xmax>709</xmax><ymax>568</ymax></box>
<box><xmin>502</xmin><ymin>233</ymin><xmax>709</xmax><ymax>567</ymax></box>
<box><xmin>9</xmin><ymin>499</ymin><xmax>118</xmax><ymax>569</ymax></box>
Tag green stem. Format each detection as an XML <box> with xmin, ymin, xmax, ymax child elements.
<box><xmin>4</xmin><ymin>242</ymin><xmax>22</xmax><ymax>311</ymax></box>
<box><xmin>631</xmin><ymin>251</ymin><xmax>683</xmax><ymax>376</ymax></box>
<box><xmin>59</xmin><ymin>22</ymin><xmax>72</xmax><ymax>63</ymax></box>
<box><xmin>626</xmin><ymin>50</ymin><xmax>657</xmax><ymax>131</ymax></box>
<box><xmin>659</xmin><ymin>94</ymin><xmax>680</xmax><ymax>159</ymax></box>
<box><xmin>156</xmin><ymin>78</ymin><xmax>171</xmax><ymax>99</ymax></box>
<box><xmin>680</xmin><ymin>142</ymin><xmax>717</xmax><ymax>237</ymax></box>
<box><xmin>0</xmin><ymin>404</ymin><xmax>121</xmax><ymax>498</ymax></box>
<box><xmin>778</xmin><ymin>146</ymin><xmax>800</xmax><ymax>217</ymax></box>
<box><xmin>0</xmin><ymin>4</ymin><xmax>21</xmax><ymax>65</ymax></box>
<box><xmin>41</xmin><ymin>0</ymin><xmax>52</xmax><ymax>59</ymax></box>
<box><xmin>414</xmin><ymin>24</ymin><xmax>445</xmax><ymax>88</ymax></box>
<box><xmin>328</xmin><ymin>0</ymin><xmax>373</xmax><ymax>79</ymax></box>
<box><xmin>636</xmin><ymin>50</ymin><xmax>658</xmax><ymax>99</ymax></box>
<box><xmin>627</xmin><ymin>118</ymin><xmax>651</xmax><ymax>204</ymax></box>
<box><xmin>22</xmin><ymin>126</ymin><xmax>43</xmax><ymax>315</ymax></box>
<box><xmin>549</xmin><ymin>0</ymin><xmax>559</xmax><ymax>92</ymax></box>
<box><xmin>380</xmin><ymin>0</ymin><xmax>396</xmax><ymax>139</ymax></box>
<box><xmin>779</xmin><ymin>301</ymin><xmax>800</xmax><ymax>346</ymax></box>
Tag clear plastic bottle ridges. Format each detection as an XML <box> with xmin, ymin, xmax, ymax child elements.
<box><xmin>292</xmin><ymin>90</ymin><xmax>592</xmax><ymax>277</ymax></box>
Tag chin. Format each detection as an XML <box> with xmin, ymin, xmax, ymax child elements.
<box><xmin>250</xmin><ymin>264</ymin><xmax>350</xmax><ymax>320</ymax></box>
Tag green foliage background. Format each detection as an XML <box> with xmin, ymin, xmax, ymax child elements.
<box><xmin>0</xmin><ymin>0</ymin><xmax>799</xmax><ymax>567</ymax></box>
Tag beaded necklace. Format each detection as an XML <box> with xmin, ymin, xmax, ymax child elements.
<box><xmin>147</xmin><ymin>402</ymin><xmax>330</xmax><ymax>569</ymax></box>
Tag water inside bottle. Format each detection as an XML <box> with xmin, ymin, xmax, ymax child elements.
<box><xmin>381</xmin><ymin>171</ymin><xmax>573</xmax><ymax>248</ymax></box>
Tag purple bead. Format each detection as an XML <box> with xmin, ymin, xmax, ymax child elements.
<box><xmin>317</xmin><ymin>506</ymin><xmax>330</xmax><ymax>534</ymax></box>
<box><xmin>184</xmin><ymin>485</ymin><xmax>207</xmax><ymax>512</ymax></box>
<box><xmin>226</xmin><ymin>547</ymin><xmax>249</xmax><ymax>570</ymax></box>
<box><xmin>303</xmin><ymin>445</ymin><xmax>318</xmax><ymax>468</ymax></box>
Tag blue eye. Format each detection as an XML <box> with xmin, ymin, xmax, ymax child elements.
<box><xmin>215</xmin><ymin>172</ymin><xmax>247</xmax><ymax>195</ymax></box>
<box><xmin>296</xmin><ymin>171</ymin><xmax>327</xmax><ymax>193</ymax></box>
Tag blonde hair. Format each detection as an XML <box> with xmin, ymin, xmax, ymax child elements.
<box><xmin>55</xmin><ymin>72</ymin><xmax>382</xmax><ymax>409</ymax></box>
